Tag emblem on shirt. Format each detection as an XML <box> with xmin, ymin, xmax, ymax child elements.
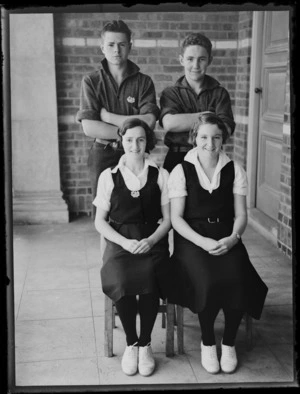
<box><xmin>127</xmin><ymin>96</ymin><xmax>135</xmax><ymax>104</ymax></box>
<box><xmin>131</xmin><ymin>190</ymin><xmax>140</xmax><ymax>198</ymax></box>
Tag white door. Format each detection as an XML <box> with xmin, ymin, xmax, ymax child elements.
<box><xmin>255</xmin><ymin>11</ymin><xmax>289</xmax><ymax>220</ymax></box>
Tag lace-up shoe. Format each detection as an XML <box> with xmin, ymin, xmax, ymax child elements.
<box><xmin>200</xmin><ymin>341</ymin><xmax>220</xmax><ymax>374</ymax></box>
<box><xmin>121</xmin><ymin>342</ymin><xmax>138</xmax><ymax>375</ymax></box>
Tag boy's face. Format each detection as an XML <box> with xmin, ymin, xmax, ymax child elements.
<box><xmin>180</xmin><ymin>45</ymin><xmax>212</xmax><ymax>85</ymax></box>
<box><xmin>100</xmin><ymin>32</ymin><xmax>131</xmax><ymax>66</ymax></box>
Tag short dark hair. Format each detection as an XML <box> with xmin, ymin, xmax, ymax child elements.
<box><xmin>189</xmin><ymin>113</ymin><xmax>229</xmax><ymax>146</ymax></box>
<box><xmin>181</xmin><ymin>33</ymin><xmax>212</xmax><ymax>58</ymax></box>
<box><xmin>100</xmin><ymin>20</ymin><xmax>132</xmax><ymax>43</ymax></box>
<box><xmin>118</xmin><ymin>118</ymin><xmax>157</xmax><ymax>152</ymax></box>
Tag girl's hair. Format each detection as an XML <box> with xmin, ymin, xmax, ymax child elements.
<box><xmin>117</xmin><ymin>118</ymin><xmax>157</xmax><ymax>152</ymax></box>
<box><xmin>188</xmin><ymin>113</ymin><xmax>230</xmax><ymax>146</ymax></box>
<box><xmin>100</xmin><ymin>20</ymin><xmax>132</xmax><ymax>43</ymax></box>
<box><xmin>181</xmin><ymin>33</ymin><xmax>212</xmax><ymax>58</ymax></box>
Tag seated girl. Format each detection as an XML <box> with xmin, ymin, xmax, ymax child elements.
<box><xmin>93</xmin><ymin>118</ymin><xmax>171</xmax><ymax>377</ymax></box>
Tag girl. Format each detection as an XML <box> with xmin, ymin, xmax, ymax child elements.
<box><xmin>168</xmin><ymin>113</ymin><xmax>268</xmax><ymax>374</ymax></box>
<box><xmin>93</xmin><ymin>118</ymin><xmax>171</xmax><ymax>377</ymax></box>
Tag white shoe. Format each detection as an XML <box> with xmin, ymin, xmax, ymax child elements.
<box><xmin>220</xmin><ymin>342</ymin><xmax>238</xmax><ymax>373</ymax></box>
<box><xmin>200</xmin><ymin>342</ymin><xmax>220</xmax><ymax>374</ymax></box>
<box><xmin>121</xmin><ymin>342</ymin><xmax>138</xmax><ymax>376</ymax></box>
<box><xmin>138</xmin><ymin>343</ymin><xmax>155</xmax><ymax>376</ymax></box>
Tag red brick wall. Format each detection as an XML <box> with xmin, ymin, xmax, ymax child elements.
<box><xmin>233</xmin><ymin>11</ymin><xmax>253</xmax><ymax>168</ymax></box>
<box><xmin>53</xmin><ymin>11</ymin><xmax>239</xmax><ymax>216</ymax></box>
<box><xmin>278</xmin><ymin>59</ymin><xmax>292</xmax><ymax>258</ymax></box>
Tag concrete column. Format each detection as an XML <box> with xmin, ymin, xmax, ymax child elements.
<box><xmin>10</xmin><ymin>13</ymin><xmax>69</xmax><ymax>223</ymax></box>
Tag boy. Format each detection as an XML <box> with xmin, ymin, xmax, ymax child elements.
<box><xmin>77</xmin><ymin>20</ymin><xmax>160</xmax><ymax>216</ymax></box>
<box><xmin>159</xmin><ymin>33</ymin><xmax>235</xmax><ymax>172</ymax></box>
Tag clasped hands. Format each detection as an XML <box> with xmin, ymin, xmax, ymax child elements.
<box><xmin>122</xmin><ymin>238</ymin><xmax>154</xmax><ymax>254</ymax></box>
<box><xmin>201</xmin><ymin>235</ymin><xmax>238</xmax><ymax>256</ymax></box>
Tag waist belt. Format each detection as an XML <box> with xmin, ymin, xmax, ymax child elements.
<box><xmin>188</xmin><ymin>217</ymin><xmax>233</xmax><ymax>224</ymax></box>
<box><xmin>109</xmin><ymin>218</ymin><xmax>159</xmax><ymax>225</ymax></box>
<box><xmin>169</xmin><ymin>145</ymin><xmax>192</xmax><ymax>153</ymax></box>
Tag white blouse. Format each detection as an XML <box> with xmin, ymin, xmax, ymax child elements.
<box><xmin>93</xmin><ymin>154</ymin><xmax>170</xmax><ymax>212</ymax></box>
<box><xmin>168</xmin><ymin>148</ymin><xmax>248</xmax><ymax>199</ymax></box>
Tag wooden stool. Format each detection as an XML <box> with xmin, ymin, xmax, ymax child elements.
<box><xmin>175</xmin><ymin>305</ymin><xmax>254</xmax><ymax>354</ymax></box>
<box><xmin>104</xmin><ymin>295</ymin><xmax>177</xmax><ymax>357</ymax></box>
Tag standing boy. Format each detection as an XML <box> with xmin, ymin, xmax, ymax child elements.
<box><xmin>159</xmin><ymin>33</ymin><xmax>235</xmax><ymax>173</ymax></box>
<box><xmin>77</xmin><ymin>20</ymin><xmax>159</xmax><ymax>216</ymax></box>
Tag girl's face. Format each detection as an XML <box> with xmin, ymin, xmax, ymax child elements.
<box><xmin>122</xmin><ymin>126</ymin><xmax>147</xmax><ymax>159</ymax></box>
<box><xmin>195</xmin><ymin>123</ymin><xmax>223</xmax><ymax>158</ymax></box>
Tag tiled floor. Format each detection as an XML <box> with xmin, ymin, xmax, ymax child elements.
<box><xmin>12</xmin><ymin>216</ymin><xmax>297</xmax><ymax>389</ymax></box>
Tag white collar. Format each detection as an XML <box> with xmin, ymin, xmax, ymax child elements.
<box><xmin>111</xmin><ymin>153</ymin><xmax>158</xmax><ymax>174</ymax></box>
<box><xmin>184</xmin><ymin>148</ymin><xmax>231</xmax><ymax>174</ymax></box>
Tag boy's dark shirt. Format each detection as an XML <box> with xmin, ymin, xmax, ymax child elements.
<box><xmin>159</xmin><ymin>75</ymin><xmax>235</xmax><ymax>147</ymax></box>
<box><xmin>77</xmin><ymin>58</ymin><xmax>159</xmax><ymax>125</ymax></box>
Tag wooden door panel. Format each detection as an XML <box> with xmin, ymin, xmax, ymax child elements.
<box><xmin>257</xmin><ymin>134</ymin><xmax>282</xmax><ymax>218</ymax></box>
<box><xmin>256</xmin><ymin>11</ymin><xmax>288</xmax><ymax>220</ymax></box>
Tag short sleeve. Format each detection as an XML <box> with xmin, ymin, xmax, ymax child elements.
<box><xmin>157</xmin><ymin>167</ymin><xmax>170</xmax><ymax>206</ymax></box>
<box><xmin>76</xmin><ymin>75</ymin><xmax>102</xmax><ymax>123</ymax></box>
<box><xmin>92</xmin><ymin>168</ymin><xmax>114</xmax><ymax>211</ymax></box>
<box><xmin>233</xmin><ymin>161</ymin><xmax>248</xmax><ymax>195</ymax></box>
<box><xmin>167</xmin><ymin>164</ymin><xmax>188</xmax><ymax>199</ymax></box>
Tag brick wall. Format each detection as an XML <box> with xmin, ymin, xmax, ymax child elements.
<box><xmin>278</xmin><ymin>59</ymin><xmax>292</xmax><ymax>258</ymax></box>
<box><xmin>53</xmin><ymin>11</ymin><xmax>239</xmax><ymax>216</ymax></box>
<box><xmin>233</xmin><ymin>11</ymin><xmax>253</xmax><ymax>168</ymax></box>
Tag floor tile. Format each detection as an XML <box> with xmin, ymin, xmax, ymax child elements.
<box><xmin>266</xmin><ymin>343</ymin><xmax>295</xmax><ymax>380</ymax></box>
<box><xmin>15</xmin><ymin>318</ymin><xmax>97</xmax><ymax>363</ymax></box>
<box><xmin>16</xmin><ymin>358</ymin><xmax>99</xmax><ymax>386</ymax></box>
<box><xmin>17</xmin><ymin>288</ymin><xmax>92</xmax><ymax>320</ymax></box>
<box><xmin>90</xmin><ymin>288</ymin><xmax>105</xmax><ymax>317</ymax></box>
<box><xmin>97</xmin><ymin>352</ymin><xmax>197</xmax><ymax>385</ymax></box>
<box><xmin>187</xmin><ymin>344</ymin><xmax>293</xmax><ymax>385</ymax></box>
<box><xmin>88</xmin><ymin>266</ymin><xmax>102</xmax><ymax>289</ymax></box>
<box><xmin>254</xmin><ymin>305</ymin><xmax>293</xmax><ymax>345</ymax></box>
<box><xmin>12</xmin><ymin>218</ymin><xmax>295</xmax><ymax>388</ymax></box>
<box><xmin>24</xmin><ymin>266</ymin><xmax>90</xmax><ymax>291</ymax></box>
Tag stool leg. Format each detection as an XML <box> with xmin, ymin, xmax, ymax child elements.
<box><xmin>162</xmin><ymin>299</ymin><xmax>166</xmax><ymax>329</ymax></box>
<box><xmin>177</xmin><ymin>305</ymin><xmax>184</xmax><ymax>354</ymax></box>
<box><xmin>104</xmin><ymin>295</ymin><xmax>114</xmax><ymax>357</ymax></box>
<box><xmin>245</xmin><ymin>313</ymin><xmax>253</xmax><ymax>351</ymax></box>
<box><xmin>166</xmin><ymin>303</ymin><xmax>175</xmax><ymax>357</ymax></box>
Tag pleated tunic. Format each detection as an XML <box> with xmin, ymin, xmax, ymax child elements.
<box><xmin>100</xmin><ymin>166</ymin><xmax>170</xmax><ymax>303</ymax></box>
<box><xmin>168</xmin><ymin>160</ymin><xmax>268</xmax><ymax>319</ymax></box>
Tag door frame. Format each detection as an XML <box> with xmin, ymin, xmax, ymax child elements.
<box><xmin>247</xmin><ymin>11</ymin><xmax>279</xmax><ymax>244</ymax></box>
<box><xmin>247</xmin><ymin>11</ymin><xmax>264</xmax><ymax>211</ymax></box>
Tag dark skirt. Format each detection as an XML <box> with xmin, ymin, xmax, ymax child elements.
<box><xmin>167</xmin><ymin>220</ymin><xmax>268</xmax><ymax>320</ymax></box>
<box><xmin>101</xmin><ymin>222</ymin><xmax>170</xmax><ymax>303</ymax></box>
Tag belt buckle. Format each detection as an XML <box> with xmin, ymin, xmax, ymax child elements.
<box><xmin>208</xmin><ymin>217</ymin><xmax>219</xmax><ymax>223</ymax></box>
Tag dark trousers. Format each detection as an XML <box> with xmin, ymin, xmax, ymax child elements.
<box><xmin>88</xmin><ymin>141</ymin><xmax>124</xmax><ymax>218</ymax></box>
<box><xmin>115</xmin><ymin>293</ymin><xmax>160</xmax><ymax>346</ymax></box>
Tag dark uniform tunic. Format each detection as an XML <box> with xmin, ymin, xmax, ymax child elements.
<box><xmin>168</xmin><ymin>161</ymin><xmax>268</xmax><ymax>319</ymax></box>
<box><xmin>101</xmin><ymin>167</ymin><xmax>170</xmax><ymax>303</ymax></box>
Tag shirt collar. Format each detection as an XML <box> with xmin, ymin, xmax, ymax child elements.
<box><xmin>100</xmin><ymin>58</ymin><xmax>140</xmax><ymax>77</ymax></box>
<box><xmin>184</xmin><ymin>148</ymin><xmax>231</xmax><ymax>174</ymax></box>
<box><xmin>111</xmin><ymin>153</ymin><xmax>158</xmax><ymax>174</ymax></box>
<box><xmin>175</xmin><ymin>74</ymin><xmax>220</xmax><ymax>92</ymax></box>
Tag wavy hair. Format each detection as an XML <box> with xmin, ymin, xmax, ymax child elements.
<box><xmin>118</xmin><ymin>118</ymin><xmax>157</xmax><ymax>152</ymax></box>
<box><xmin>188</xmin><ymin>113</ymin><xmax>229</xmax><ymax>146</ymax></box>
